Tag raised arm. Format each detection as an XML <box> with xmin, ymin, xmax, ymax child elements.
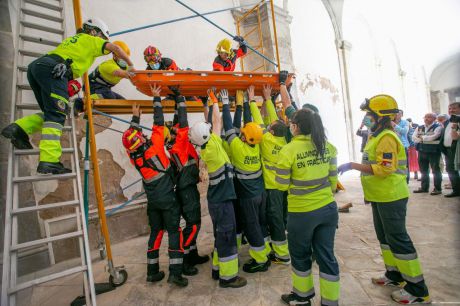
<box><xmin>249</xmin><ymin>85</ymin><xmax>264</xmax><ymax>127</ymax></box>
<box><xmin>234</xmin><ymin>90</ymin><xmax>244</xmax><ymax>130</ymax></box>
<box><xmin>208</xmin><ymin>89</ymin><xmax>221</xmax><ymax>135</ymax></box>
<box><xmin>262</xmin><ymin>84</ymin><xmax>279</xmax><ymax>124</ymax></box>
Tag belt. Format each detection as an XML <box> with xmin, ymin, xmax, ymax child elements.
<box><xmin>44</xmin><ymin>54</ymin><xmax>66</xmax><ymax>63</ymax></box>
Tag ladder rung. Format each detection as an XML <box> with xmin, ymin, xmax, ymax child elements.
<box><xmin>16</xmin><ymin>103</ymin><xmax>38</xmax><ymax>110</ymax></box>
<box><xmin>21</xmin><ymin>8</ymin><xmax>63</xmax><ymax>22</ymax></box>
<box><xmin>11</xmin><ymin>231</ymin><xmax>83</xmax><ymax>251</ymax></box>
<box><xmin>13</xmin><ymin>172</ymin><xmax>76</xmax><ymax>183</ymax></box>
<box><xmin>24</xmin><ymin>0</ymin><xmax>63</xmax><ymax>12</ymax></box>
<box><xmin>19</xmin><ymin>34</ymin><xmax>60</xmax><ymax>47</ymax></box>
<box><xmin>17</xmin><ymin>83</ymin><xmax>32</xmax><ymax>90</ymax></box>
<box><xmin>15</xmin><ymin>148</ymin><xmax>75</xmax><ymax>155</ymax></box>
<box><xmin>20</xmin><ymin>21</ymin><xmax>64</xmax><ymax>35</ymax></box>
<box><xmin>17</xmin><ymin>65</ymin><xmax>28</xmax><ymax>72</ymax></box>
<box><xmin>19</xmin><ymin>49</ymin><xmax>44</xmax><ymax>58</ymax></box>
<box><xmin>9</xmin><ymin>265</ymin><xmax>87</xmax><ymax>294</ymax></box>
<box><xmin>12</xmin><ymin>199</ymin><xmax>79</xmax><ymax>215</ymax></box>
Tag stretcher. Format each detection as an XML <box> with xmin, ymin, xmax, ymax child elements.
<box><xmin>131</xmin><ymin>70</ymin><xmax>293</xmax><ymax>97</ymax></box>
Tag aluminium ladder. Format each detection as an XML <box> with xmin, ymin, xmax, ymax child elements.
<box><xmin>1</xmin><ymin>0</ymin><xmax>96</xmax><ymax>305</ymax></box>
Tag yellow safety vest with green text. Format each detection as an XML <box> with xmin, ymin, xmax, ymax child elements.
<box><xmin>49</xmin><ymin>33</ymin><xmax>109</xmax><ymax>79</ymax></box>
<box><xmin>275</xmin><ymin>135</ymin><xmax>338</xmax><ymax>213</ymax></box>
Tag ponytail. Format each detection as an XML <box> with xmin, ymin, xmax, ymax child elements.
<box><xmin>292</xmin><ymin>109</ymin><xmax>327</xmax><ymax>157</ymax></box>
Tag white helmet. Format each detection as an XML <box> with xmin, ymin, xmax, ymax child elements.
<box><xmin>189</xmin><ymin>122</ymin><xmax>211</xmax><ymax>146</ymax></box>
<box><xmin>83</xmin><ymin>17</ymin><xmax>110</xmax><ymax>39</ymax></box>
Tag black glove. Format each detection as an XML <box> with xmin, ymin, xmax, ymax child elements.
<box><xmin>200</xmin><ymin>96</ymin><xmax>208</xmax><ymax>107</ymax></box>
<box><xmin>169</xmin><ymin>86</ymin><xmax>181</xmax><ymax>97</ymax></box>
<box><xmin>233</xmin><ymin>35</ymin><xmax>244</xmax><ymax>44</ymax></box>
<box><xmin>279</xmin><ymin>70</ymin><xmax>289</xmax><ymax>85</ymax></box>
<box><xmin>74</xmin><ymin>97</ymin><xmax>84</xmax><ymax>112</ymax></box>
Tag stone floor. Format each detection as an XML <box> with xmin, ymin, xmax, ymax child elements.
<box><xmin>18</xmin><ymin>175</ymin><xmax>460</xmax><ymax>305</ymax></box>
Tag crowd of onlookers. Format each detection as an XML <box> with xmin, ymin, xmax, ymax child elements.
<box><xmin>356</xmin><ymin>98</ymin><xmax>460</xmax><ymax>198</ymax></box>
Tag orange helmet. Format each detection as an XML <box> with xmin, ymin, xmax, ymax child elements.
<box><xmin>113</xmin><ymin>41</ymin><xmax>130</xmax><ymax>56</ymax></box>
<box><xmin>143</xmin><ymin>45</ymin><xmax>161</xmax><ymax>63</ymax></box>
<box><xmin>122</xmin><ymin>128</ymin><xmax>145</xmax><ymax>151</ymax></box>
<box><xmin>241</xmin><ymin>122</ymin><xmax>263</xmax><ymax>145</ymax></box>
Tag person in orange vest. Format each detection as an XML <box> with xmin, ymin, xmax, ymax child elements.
<box><xmin>212</xmin><ymin>36</ymin><xmax>247</xmax><ymax>72</ymax></box>
<box><xmin>166</xmin><ymin>87</ymin><xmax>210</xmax><ymax>274</ymax></box>
<box><xmin>121</xmin><ymin>84</ymin><xmax>187</xmax><ymax>287</ymax></box>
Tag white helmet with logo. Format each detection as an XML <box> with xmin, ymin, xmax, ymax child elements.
<box><xmin>189</xmin><ymin>122</ymin><xmax>211</xmax><ymax>146</ymax></box>
<box><xmin>83</xmin><ymin>17</ymin><xmax>110</xmax><ymax>39</ymax></box>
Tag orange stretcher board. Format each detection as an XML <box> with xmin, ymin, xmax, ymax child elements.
<box><xmin>131</xmin><ymin>70</ymin><xmax>293</xmax><ymax>97</ymax></box>
<box><xmin>92</xmin><ymin>99</ymin><xmax>263</xmax><ymax>114</ymax></box>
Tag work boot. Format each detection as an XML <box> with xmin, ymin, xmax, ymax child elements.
<box><xmin>167</xmin><ymin>274</ymin><xmax>188</xmax><ymax>287</ymax></box>
<box><xmin>242</xmin><ymin>258</ymin><xmax>270</xmax><ymax>273</ymax></box>
<box><xmin>371</xmin><ymin>275</ymin><xmax>405</xmax><ymax>288</ymax></box>
<box><xmin>146</xmin><ymin>271</ymin><xmax>165</xmax><ymax>283</ymax></box>
<box><xmin>1</xmin><ymin>123</ymin><xmax>33</xmax><ymax>149</ymax></box>
<box><xmin>219</xmin><ymin>276</ymin><xmax>247</xmax><ymax>288</ymax></box>
<box><xmin>281</xmin><ymin>292</ymin><xmax>311</xmax><ymax>305</ymax></box>
<box><xmin>391</xmin><ymin>289</ymin><xmax>431</xmax><ymax>304</ymax></box>
<box><xmin>188</xmin><ymin>249</ymin><xmax>209</xmax><ymax>265</ymax></box>
<box><xmin>37</xmin><ymin>162</ymin><xmax>72</xmax><ymax>174</ymax></box>
<box><xmin>182</xmin><ymin>263</ymin><xmax>198</xmax><ymax>276</ymax></box>
<box><xmin>268</xmin><ymin>253</ymin><xmax>290</xmax><ymax>265</ymax></box>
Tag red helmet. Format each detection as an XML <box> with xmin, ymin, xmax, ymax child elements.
<box><xmin>144</xmin><ymin>45</ymin><xmax>161</xmax><ymax>63</ymax></box>
<box><xmin>122</xmin><ymin>128</ymin><xmax>145</xmax><ymax>151</ymax></box>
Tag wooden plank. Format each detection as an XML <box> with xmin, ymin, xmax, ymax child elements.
<box><xmin>92</xmin><ymin>99</ymin><xmax>263</xmax><ymax>114</ymax></box>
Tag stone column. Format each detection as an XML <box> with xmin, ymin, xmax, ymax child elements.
<box><xmin>336</xmin><ymin>39</ymin><xmax>357</xmax><ymax>161</ymax></box>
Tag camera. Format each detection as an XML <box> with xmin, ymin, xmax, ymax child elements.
<box><xmin>451</xmin><ymin>114</ymin><xmax>460</xmax><ymax>123</ymax></box>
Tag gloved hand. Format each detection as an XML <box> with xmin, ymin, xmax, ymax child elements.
<box><xmin>51</xmin><ymin>63</ymin><xmax>68</xmax><ymax>79</ymax></box>
<box><xmin>236</xmin><ymin>90</ymin><xmax>244</xmax><ymax>106</ymax></box>
<box><xmin>219</xmin><ymin>89</ymin><xmax>229</xmax><ymax>105</ymax></box>
<box><xmin>337</xmin><ymin>162</ymin><xmax>353</xmax><ymax>175</ymax></box>
<box><xmin>169</xmin><ymin>86</ymin><xmax>181</xmax><ymax>97</ymax></box>
<box><xmin>207</xmin><ymin>88</ymin><xmax>218</xmax><ymax>104</ymax></box>
<box><xmin>233</xmin><ymin>35</ymin><xmax>244</xmax><ymax>44</ymax></box>
<box><xmin>73</xmin><ymin>97</ymin><xmax>85</xmax><ymax>114</ymax></box>
<box><xmin>279</xmin><ymin>70</ymin><xmax>289</xmax><ymax>85</ymax></box>
<box><xmin>67</xmin><ymin>80</ymin><xmax>81</xmax><ymax>97</ymax></box>
<box><xmin>200</xmin><ymin>96</ymin><xmax>208</xmax><ymax>107</ymax></box>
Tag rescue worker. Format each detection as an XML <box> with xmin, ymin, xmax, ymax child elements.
<box><xmin>144</xmin><ymin>45</ymin><xmax>179</xmax><ymax>71</ymax></box>
<box><xmin>212</xmin><ymin>36</ymin><xmax>247</xmax><ymax>72</ymax></box>
<box><xmin>204</xmin><ymin>90</ymin><xmax>245</xmax><ymax>248</ymax></box>
<box><xmin>222</xmin><ymin>87</ymin><xmax>271</xmax><ymax>273</ymax></box>
<box><xmin>166</xmin><ymin>88</ymin><xmax>209</xmax><ymax>274</ymax></box>
<box><xmin>87</xmin><ymin>40</ymin><xmax>133</xmax><ymax>99</ymax></box>
<box><xmin>276</xmin><ymin>108</ymin><xmax>339</xmax><ymax>306</ymax></box>
<box><xmin>1</xmin><ymin>18</ymin><xmax>134</xmax><ymax>174</ymax></box>
<box><xmin>188</xmin><ymin>89</ymin><xmax>247</xmax><ymax>288</ymax></box>
<box><xmin>338</xmin><ymin>95</ymin><xmax>431</xmax><ymax>304</ymax></box>
<box><xmin>249</xmin><ymin>84</ymin><xmax>290</xmax><ymax>265</ymax></box>
<box><xmin>122</xmin><ymin>84</ymin><xmax>188</xmax><ymax>287</ymax></box>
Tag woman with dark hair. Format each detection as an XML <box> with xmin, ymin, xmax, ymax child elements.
<box><xmin>338</xmin><ymin>95</ymin><xmax>430</xmax><ymax>304</ymax></box>
<box><xmin>275</xmin><ymin>109</ymin><xmax>339</xmax><ymax>306</ymax></box>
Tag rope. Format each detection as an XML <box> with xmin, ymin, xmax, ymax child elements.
<box><xmin>106</xmin><ymin>191</ymin><xmax>146</xmax><ymax>216</ymax></box>
<box><xmin>92</xmin><ymin>109</ymin><xmax>152</xmax><ymax>131</ymax></box>
<box><xmin>111</xmin><ymin>2</ymin><xmax>268</xmax><ymax>37</ymax></box>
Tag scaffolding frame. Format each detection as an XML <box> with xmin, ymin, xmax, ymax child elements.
<box><xmin>71</xmin><ymin>0</ymin><xmax>283</xmax><ymax>290</ymax></box>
